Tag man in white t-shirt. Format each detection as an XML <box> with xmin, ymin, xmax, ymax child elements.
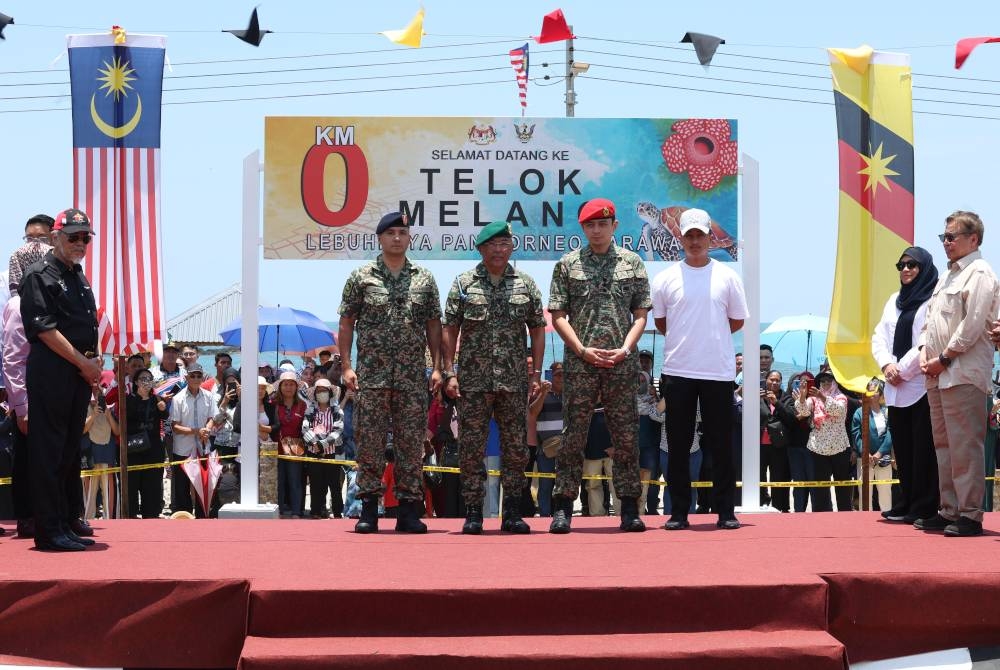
<box><xmin>651</xmin><ymin>208</ymin><xmax>749</xmax><ymax>530</ymax></box>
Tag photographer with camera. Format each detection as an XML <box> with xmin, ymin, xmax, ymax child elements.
<box><xmin>212</xmin><ymin>367</ymin><xmax>241</xmax><ymax>460</ymax></box>
<box><xmin>82</xmin><ymin>387</ymin><xmax>120</xmax><ymax>519</ymax></box>
<box><xmin>126</xmin><ymin>368</ymin><xmax>168</xmax><ymax>518</ymax></box>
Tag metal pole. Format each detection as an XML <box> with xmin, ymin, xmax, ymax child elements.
<box><xmin>115</xmin><ymin>354</ymin><xmax>129</xmax><ymax>518</ymax></box>
<box><xmin>239</xmin><ymin>150</ymin><xmax>262</xmax><ymax>506</ymax></box>
<box><xmin>740</xmin><ymin>154</ymin><xmax>762</xmax><ymax>510</ymax></box>
<box><xmin>564</xmin><ymin>27</ymin><xmax>576</xmax><ymax>117</ymax></box>
<box><xmin>861</xmin><ymin>395</ymin><xmax>871</xmax><ymax>511</ymax></box>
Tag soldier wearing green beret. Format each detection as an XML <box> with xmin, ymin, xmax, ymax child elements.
<box><xmin>338</xmin><ymin>212</ymin><xmax>443</xmax><ymax>534</ymax></box>
<box><xmin>548</xmin><ymin>198</ymin><xmax>651</xmax><ymax>534</ymax></box>
<box><xmin>442</xmin><ymin>221</ymin><xmax>546</xmax><ymax>534</ymax></box>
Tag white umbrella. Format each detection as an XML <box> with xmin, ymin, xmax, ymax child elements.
<box><xmin>761</xmin><ymin>314</ymin><xmax>829</xmax><ymax>371</ymax></box>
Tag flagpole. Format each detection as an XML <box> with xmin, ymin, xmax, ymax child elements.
<box><xmin>116</xmin><ymin>354</ymin><xmax>130</xmax><ymax>518</ymax></box>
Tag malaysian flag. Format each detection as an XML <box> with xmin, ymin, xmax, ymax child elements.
<box><xmin>509</xmin><ymin>42</ymin><xmax>529</xmax><ymax>114</ymax></box>
<box><xmin>68</xmin><ymin>32</ymin><xmax>166</xmax><ymax>356</ymax></box>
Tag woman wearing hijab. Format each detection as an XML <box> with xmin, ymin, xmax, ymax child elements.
<box><xmin>871</xmin><ymin>246</ymin><xmax>939</xmax><ymax>523</ymax></box>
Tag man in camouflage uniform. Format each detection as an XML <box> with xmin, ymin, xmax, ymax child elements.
<box><xmin>338</xmin><ymin>211</ymin><xmax>443</xmax><ymax>534</ymax></box>
<box><xmin>442</xmin><ymin>221</ymin><xmax>546</xmax><ymax>535</ymax></box>
<box><xmin>548</xmin><ymin>198</ymin><xmax>651</xmax><ymax>533</ymax></box>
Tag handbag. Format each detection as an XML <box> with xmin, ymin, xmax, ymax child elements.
<box><xmin>436</xmin><ymin>404</ymin><xmax>460</xmax><ymax>468</ymax></box>
<box><xmin>126</xmin><ymin>431</ymin><xmax>151</xmax><ymax>454</ymax></box>
<box><xmin>126</xmin><ymin>399</ymin><xmax>153</xmax><ymax>454</ymax></box>
<box><xmin>280</xmin><ymin>437</ymin><xmax>305</xmax><ymax>456</ymax></box>
<box><xmin>765</xmin><ymin>416</ymin><xmax>789</xmax><ymax>448</ymax></box>
<box><xmin>423</xmin><ymin>450</ymin><xmax>443</xmax><ymax>487</ymax></box>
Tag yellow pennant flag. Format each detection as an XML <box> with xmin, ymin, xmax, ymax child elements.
<box><xmin>827</xmin><ymin>47</ymin><xmax>914</xmax><ymax>392</ymax></box>
<box><xmin>381</xmin><ymin>8</ymin><xmax>424</xmax><ymax>48</ymax></box>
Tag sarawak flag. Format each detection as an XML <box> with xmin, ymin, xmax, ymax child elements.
<box><xmin>68</xmin><ymin>32</ymin><xmax>166</xmax><ymax>355</ymax></box>
<box><xmin>827</xmin><ymin>46</ymin><xmax>913</xmax><ymax>392</ymax></box>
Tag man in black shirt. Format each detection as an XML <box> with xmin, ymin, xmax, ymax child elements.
<box><xmin>19</xmin><ymin>208</ymin><xmax>102</xmax><ymax>551</ymax></box>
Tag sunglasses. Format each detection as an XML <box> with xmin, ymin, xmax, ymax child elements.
<box><xmin>939</xmin><ymin>232</ymin><xmax>971</xmax><ymax>243</ymax></box>
<box><xmin>188</xmin><ymin>372</ymin><xmax>204</xmax><ymax>379</ymax></box>
<box><xmin>895</xmin><ymin>260</ymin><xmax>919</xmax><ymax>271</ymax></box>
<box><xmin>65</xmin><ymin>233</ymin><xmax>92</xmax><ymax>244</ymax></box>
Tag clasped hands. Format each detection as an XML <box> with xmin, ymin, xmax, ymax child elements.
<box><xmin>581</xmin><ymin>346</ymin><xmax>627</xmax><ymax>368</ymax></box>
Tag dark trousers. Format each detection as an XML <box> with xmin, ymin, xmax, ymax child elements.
<box><xmin>888</xmin><ymin>396</ymin><xmax>939</xmax><ymax>518</ymax></box>
<box><xmin>307</xmin><ymin>460</ymin><xmax>345</xmax><ymax>517</ymax></box>
<box><xmin>11</xmin><ymin>418</ymin><xmax>31</xmax><ymax>520</ymax></box>
<box><xmin>277</xmin><ymin>459</ymin><xmax>304</xmax><ymax>516</ymax></box>
<box><xmin>128</xmin><ymin>441</ymin><xmax>164</xmax><ymax>519</ymax></box>
<box><xmin>661</xmin><ymin>375</ymin><xmax>737</xmax><ymax>520</ymax></box>
<box><xmin>760</xmin><ymin>442</ymin><xmax>791</xmax><ymax>512</ymax></box>
<box><xmin>787</xmin><ymin>447</ymin><xmax>816</xmax><ymax>512</ymax></box>
<box><xmin>432</xmin><ymin>473</ymin><xmax>464</xmax><ymax>518</ymax></box>
<box><xmin>811</xmin><ymin>449</ymin><xmax>853</xmax><ymax>512</ymax></box>
<box><xmin>27</xmin><ymin>350</ymin><xmax>89</xmax><ymax>538</ymax></box>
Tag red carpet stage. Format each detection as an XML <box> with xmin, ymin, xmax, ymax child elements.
<box><xmin>2</xmin><ymin>513</ymin><xmax>1000</xmax><ymax>669</ymax></box>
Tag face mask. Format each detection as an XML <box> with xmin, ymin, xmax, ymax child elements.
<box><xmin>315</xmin><ymin>392</ymin><xmax>330</xmax><ymax>404</ymax></box>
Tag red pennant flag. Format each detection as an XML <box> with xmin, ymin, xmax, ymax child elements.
<box><xmin>955</xmin><ymin>36</ymin><xmax>1000</xmax><ymax>69</ymax></box>
<box><xmin>534</xmin><ymin>8</ymin><xmax>574</xmax><ymax>44</ymax></box>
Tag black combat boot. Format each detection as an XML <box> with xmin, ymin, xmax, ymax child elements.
<box><xmin>395</xmin><ymin>500</ymin><xmax>428</xmax><ymax>534</ymax></box>
<box><xmin>354</xmin><ymin>495</ymin><xmax>379</xmax><ymax>534</ymax></box>
<box><xmin>501</xmin><ymin>496</ymin><xmax>530</xmax><ymax>534</ymax></box>
<box><xmin>462</xmin><ymin>504</ymin><xmax>484</xmax><ymax>535</ymax></box>
<box><xmin>549</xmin><ymin>496</ymin><xmax>572</xmax><ymax>534</ymax></box>
<box><xmin>619</xmin><ymin>497</ymin><xmax>646</xmax><ymax>532</ymax></box>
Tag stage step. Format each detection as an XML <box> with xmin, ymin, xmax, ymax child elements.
<box><xmin>247</xmin><ymin>579</ymin><xmax>830</xmax><ymax>639</ymax></box>
<box><xmin>238</xmin><ymin>631</ymin><xmax>847</xmax><ymax>670</ymax></box>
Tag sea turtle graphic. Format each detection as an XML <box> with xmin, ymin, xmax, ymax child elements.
<box><xmin>636</xmin><ymin>202</ymin><xmax>738</xmax><ymax>261</ymax></box>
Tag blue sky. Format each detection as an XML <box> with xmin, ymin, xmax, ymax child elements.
<box><xmin>2</xmin><ymin>1</ymin><xmax>1000</xmax><ymax>326</ymax></box>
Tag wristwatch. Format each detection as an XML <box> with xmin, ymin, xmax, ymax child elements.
<box><xmin>938</xmin><ymin>352</ymin><xmax>953</xmax><ymax>367</ymax></box>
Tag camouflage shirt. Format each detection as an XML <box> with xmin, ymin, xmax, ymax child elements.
<box><xmin>444</xmin><ymin>262</ymin><xmax>545</xmax><ymax>392</ymax></box>
<box><xmin>338</xmin><ymin>255</ymin><xmax>441</xmax><ymax>391</ymax></box>
<box><xmin>548</xmin><ymin>243</ymin><xmax>652</xmax><ymax>375</ymax></box>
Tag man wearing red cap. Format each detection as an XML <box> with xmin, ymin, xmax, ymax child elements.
<box><xmin>547</xmin><ymin>198</ymin><xmax>651</xmax><ymax>533</ymax></box>
<box><xmin>19</xmin><ymin>208</ymin><xmax>102</xmax><ymax>551</ymax></box>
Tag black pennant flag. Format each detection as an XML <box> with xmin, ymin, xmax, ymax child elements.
<box><xmin>225</xmin><ymin>8</ymin><xmax>271</xmax><ymax>47</ymax></box>
<box><xmin>681</xmin><ymin>32</ymin><xmax>725</xmax><ymax>66</ymax></box>
<box><xmin>0</xmin><ymin>12</ymin><xmax>14</xmax><ymax>40</ymax></box>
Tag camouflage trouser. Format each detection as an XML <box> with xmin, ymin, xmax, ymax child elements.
<box><xmin>459</xmin><ymin>390</ymin><xmax>529</xmax><ymax>505</ymax></box>
<box><xmin>355</xmin><ymin>387</ymin><xmax>427</xmax><ymax>502</ymax></box>
<box><xmin>554</xmin><ymin>370</ymin><xmax>641</xmax><ymax>500</ymax></box>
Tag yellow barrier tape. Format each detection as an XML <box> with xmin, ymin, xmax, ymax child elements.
<box><xmin>0</xmin><ymin>453</ymin><xmax>240</xmax><ymax>486</ymax></box>
<box><xmin>2</xmin><ymin>448</ymin><xmax>999</xmax><ymax>490</ymax></box>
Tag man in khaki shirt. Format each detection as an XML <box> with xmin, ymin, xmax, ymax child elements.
<box><xmin>918</xmin><ymin>210</ymin><xmax>1000</xmax><ymax>537</ymax></box>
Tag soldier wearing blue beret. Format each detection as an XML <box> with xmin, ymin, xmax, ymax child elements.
<box><xmin>338</xmin><ymin>211</ymin><xmax>442</xmax><ymax>534</ymax></box>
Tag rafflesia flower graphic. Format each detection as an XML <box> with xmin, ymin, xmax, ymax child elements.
<box><xmin>661</xmin><ymin>119</ymin><xmax>738</xmax><ymax>191</ymax></box>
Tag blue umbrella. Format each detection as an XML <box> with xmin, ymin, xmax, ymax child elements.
<box><xmin>219</xmin><ymin>306</ymin><xmax>336</xmax><ymax>362</ymax></box>
<box><xmin>761</xmin><ymin>314</ymin><xmax>828</xmax><ymax>372</ymax></box>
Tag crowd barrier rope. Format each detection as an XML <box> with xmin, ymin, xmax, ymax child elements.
<box><xmin>7</xmin><ymin>450</ymin><xmax>999</xmax><ymax>489</ymax></box>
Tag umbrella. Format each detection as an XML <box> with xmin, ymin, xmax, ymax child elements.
<box><xmin>761</xmin><ymin>314</ymin><xmax>829</xmax><ymax>372</ymax></box>
<box><xmin>181</xmin><ymin>450</ymin><xmax>223</xmax><ymax>517</ymax></box>
<box><xmin>219</xmin><ymin>305</ymin><xmax>336</xmax><ymax>367</ymax></box>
